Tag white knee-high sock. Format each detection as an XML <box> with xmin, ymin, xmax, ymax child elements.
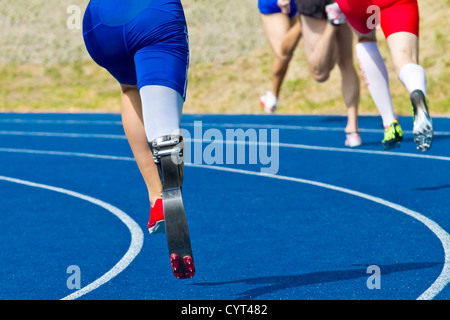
<box><xmin>356</xmin><ymin>42</ymin><xmax>397</xmax><ymax>127</ymax></box>
<box><xmin>399</xmin><ymin>63</ymin><xmax>427</xmax><ymax>97</ymax></box>
<box><xmin>140</xmin><ymin>85</ymin><xmax>184</xmax><ymax>142</ymax></box>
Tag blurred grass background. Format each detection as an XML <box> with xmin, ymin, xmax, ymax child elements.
<box><xmin>0</xmin><ymin>0</ymin><xmax>448</xmax><ymax>115</ymax></box>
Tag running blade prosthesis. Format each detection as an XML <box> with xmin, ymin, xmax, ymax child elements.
<box><xmin>411</xmin><ymin>90</ymin><xmax>433</xmax><ymax>152</ymax></box>
<box><xmin>151</xmin><ymin>135</ymin><xmax>195</xmax><ymax>279</ymax></box>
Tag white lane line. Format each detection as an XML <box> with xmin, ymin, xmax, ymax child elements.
<box><xmin>0</xmin><ymin>130</ymin><xmax>450</xmax><ymax>162</ymax></box>
<box><xmin>284</xmin><ymin>144</ymin><xmax>450</xmax><ymax>162</ymax></box>
<box><xmin>1</xmin><ymin>147</ymin><xmax>449</xmax><ymax>299</ymax></box>
<box><xmin>0</xmin><ymin>119</ymin><xmax>122</xmax><ymax>125</ymax></box>
<box><xmin>186</xmin><ymin>164</ymin><xmax>450</xmax><ymax>300</ymax></box>
<box><xmin>183</xmin><ymin>122</ymin><xmax>450</xmax><ymax>136</ymax></box>
<box><xmin>0</xmin><ymin>147</ymin><xmax>135</xmax><ymax>162</ymax></box>
<box><xmin>189</xmin><ymin>138</ymin><xmax>450</xmax><ymax>162</ymax></box>
<box><xmin>0</xmin><ymin>130</ymin><xmax>126</xmax><ymax>139</ymax></box>
<box><xmin>0</xmin><ymin>175</ymin><xmax>144</xmax><ymax>300</ymax></box>
<box><xmin>1</xmin><ymin>118</ymin><xmax>450</xmax><ymax>136</ymax></box>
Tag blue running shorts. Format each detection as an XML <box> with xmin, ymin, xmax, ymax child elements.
<box><xmin>258</xmin><ymin>0</ymin><xmax>298</xmax><ymax>18</ymax></box>
<box><xmin>83</xmin><ymin>0</ymin><xmax>189</xmax><ymax>99</ymax></box>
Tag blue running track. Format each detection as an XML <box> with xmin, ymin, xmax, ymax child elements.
<box><xmin>0</xmin><ymin>113</ymin><xmax>449</xmax><ymax>301</ymax></box>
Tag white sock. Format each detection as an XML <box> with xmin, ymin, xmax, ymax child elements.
<box><xmin>140</xmin><ymin>85</ymin><xmax>184</xmax><ymax>142</ymax></box>
<box><xmin>399</xmin><ymin>63</ymin><xmax>427</xmax><ymax>97</ymax></box>
<box><xmin>355</xmin><ymin>42</ymin><xmax>397</xmax><ymax>127</ymax></box>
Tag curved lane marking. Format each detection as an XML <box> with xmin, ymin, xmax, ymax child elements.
<box><xmin>0</xmin><ymin>175</ymin><xmax>144</xmax><ymax>300</ymax></box>
<box><xmin>0</xmin><ymin>148</ymin><xmax>449</xmax><ymax>299</ymax></box>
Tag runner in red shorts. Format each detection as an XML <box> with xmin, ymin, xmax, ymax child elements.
<box><xmin>335</xmin><ymin>0</ymin><xmax>433</xmax><ymax>152</ymax></box>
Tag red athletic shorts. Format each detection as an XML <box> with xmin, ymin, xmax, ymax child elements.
<box><xmin>335</xmin><ymin>0</ymin><xmax>419</xmax><ymax>38</ymax></box>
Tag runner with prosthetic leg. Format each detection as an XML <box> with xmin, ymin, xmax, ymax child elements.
<box><xmin>83</xmin><ymin>0</ymin><xmax>195</xmax><ymax>279</ymax></box>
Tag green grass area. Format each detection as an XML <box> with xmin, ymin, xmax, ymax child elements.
<box><xmin>0</xmin><ymin>61</ymin><xmax>121</xmax><ymax>112</ymax></box>
<box><xmin>0</xmin><ymin>40</ymin><xmax>448</xmax><ymax>115</ymax></box>
<box><xmin>0</xmin><ymin>0</ymin><xmax>448</xmax><ymax>115</ymax></box>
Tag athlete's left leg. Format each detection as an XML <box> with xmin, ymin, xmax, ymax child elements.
<box><xmin>355</xmin><ymin>30</ymin><xmax>403</xmax><ymax>149</ymax></box>
<box><xmin>335</xmin><ymin>22</ymin><xmax>361</xmax><ymax>144</ymax></box>
<box><xmin>260</xmin><ymin>13</ymin><xmax>302</xmax><ymax>112</ymax></box>
<box><xmin>120</xmin><ymin>84</ymin><xmax>163</xmax><ymax>207</ymax></box>
<box><xmin>355</xmin><ymin>30</ymin><xmax>398</xmax><ymax>127</ymax></box>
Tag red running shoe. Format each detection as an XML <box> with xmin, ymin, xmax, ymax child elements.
<box><xmin>148</xmin><ymin>198</ymin><xmax>165</xmax><ymax>234</ymax></box>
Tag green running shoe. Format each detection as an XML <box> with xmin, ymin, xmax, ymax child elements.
<box><xmin>411</xmin><ymin>90</ymin><xmax>433</xmax><ymax>152</ymax></box>
<box><xmin>382</xmin><ymin>120</ymin><xmax>403</xmax><ymax>150</ymax></box>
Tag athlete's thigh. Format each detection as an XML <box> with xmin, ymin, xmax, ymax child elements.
<box><xmin>377</xmin><ymin>0</ymin><xmax>419</xmax><ymax>38</ymax></box>
<box><xmin>297</xmin><ymin>0</ymin><xmax>336</xmax><ymax>57</ymax></box>
<box><xmin>261</xmin><ymin>13</ymin><xmax>293</xmax><ymax>56</ymax></box>
<box><xmin>299</xmin><ymin>15</ymin><xmax>328</xmax><ymax>57</ymax></box>
<box><xmin>335</xmin><ymin>23</ymin><xmax>355</xmax><ymax>65</ymax></box>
